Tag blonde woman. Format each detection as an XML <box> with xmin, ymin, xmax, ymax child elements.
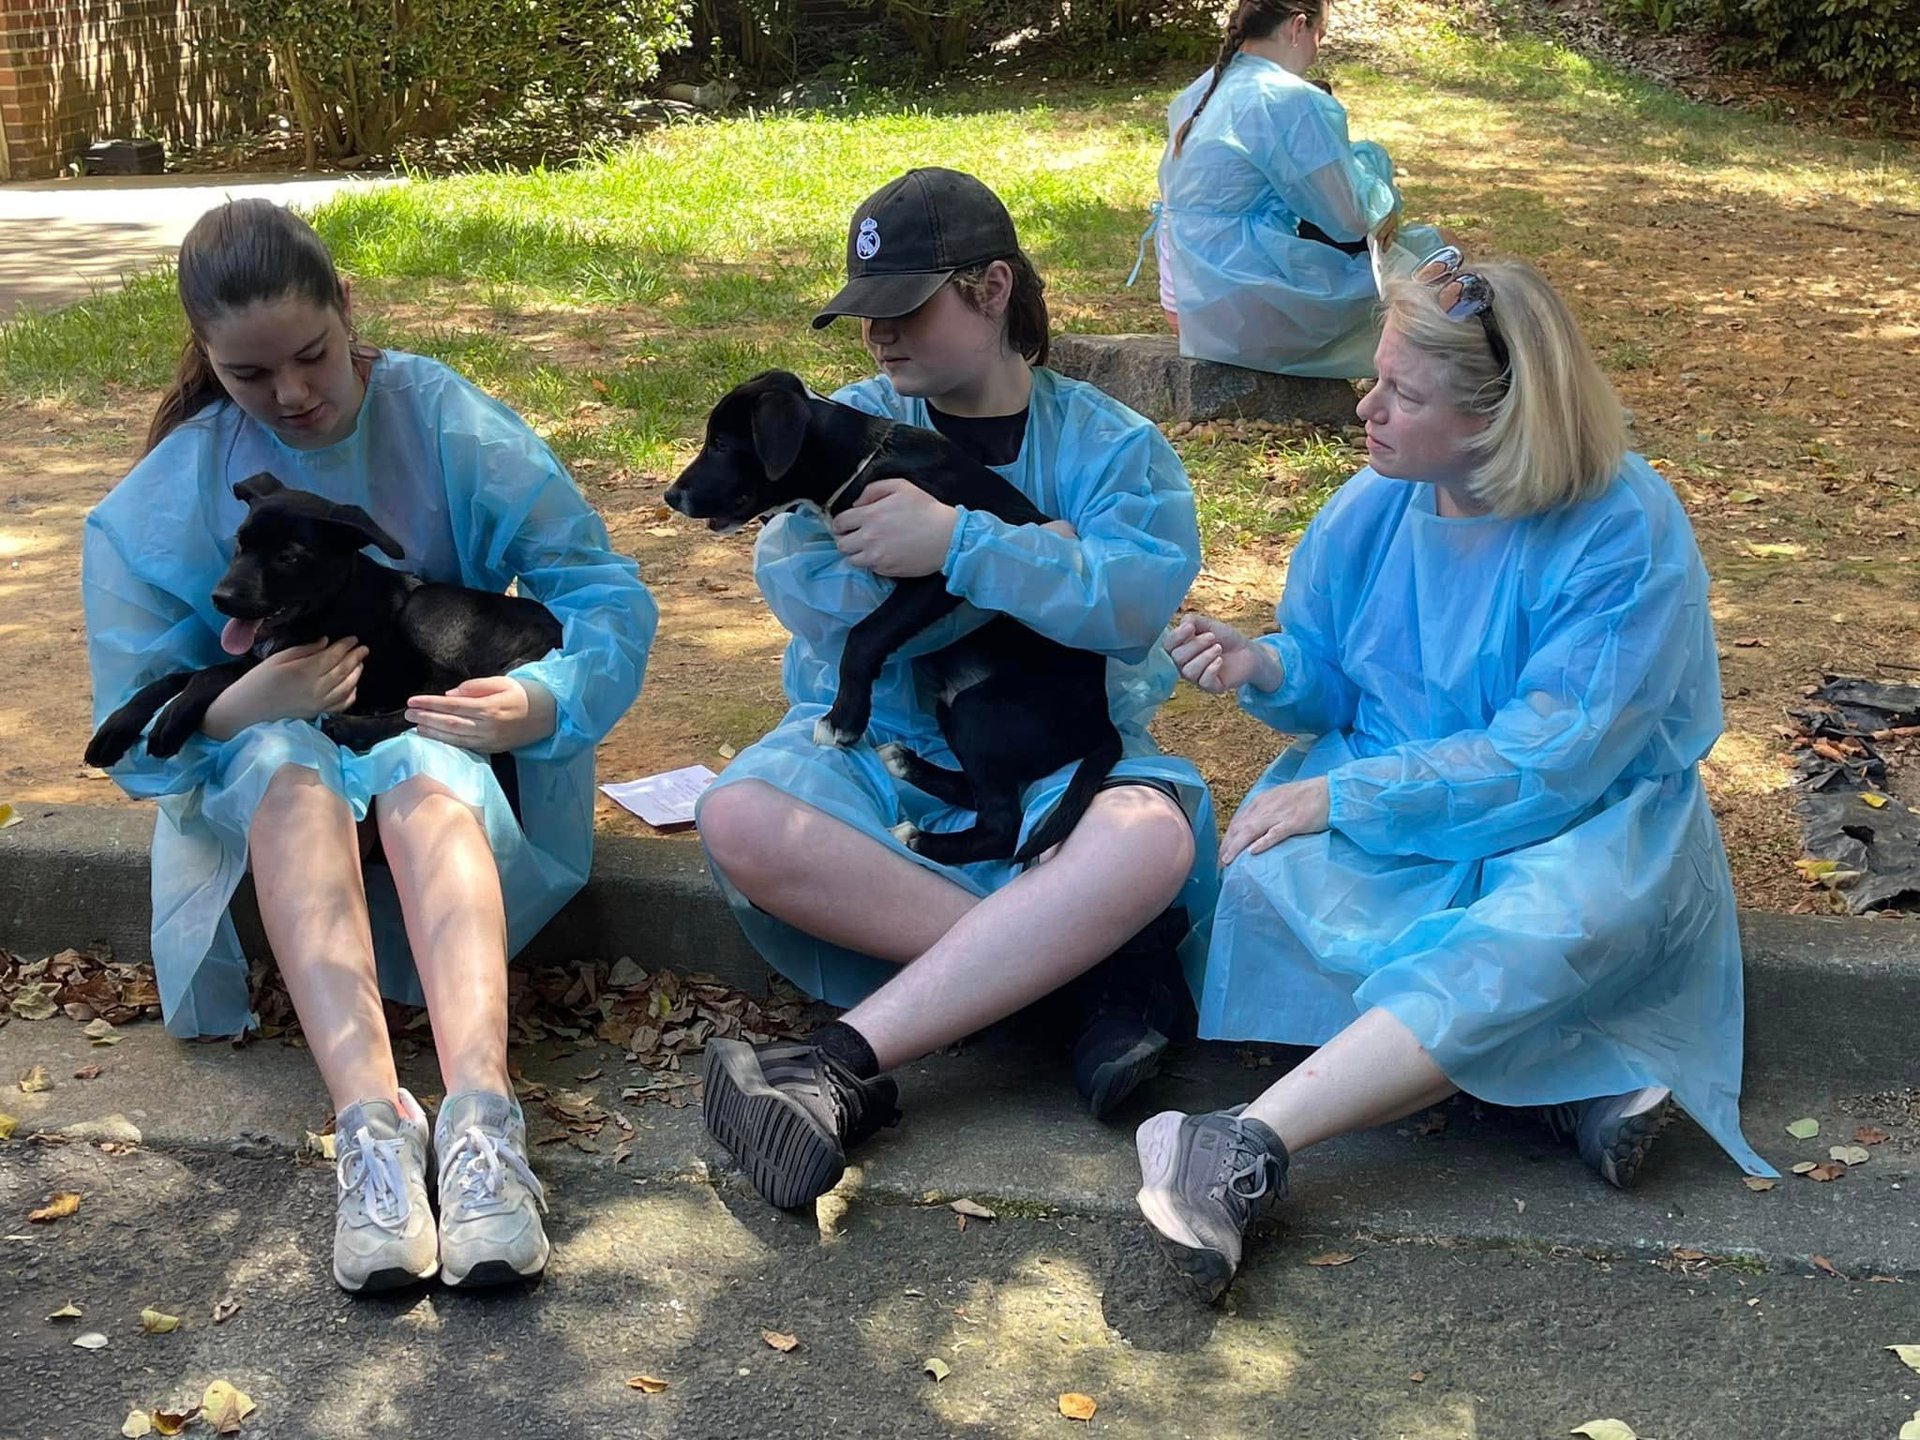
<box><xmin>1137</xmin><ymin>249</ymin><xmax>1775</xmax><ymax>1301</ymax></box>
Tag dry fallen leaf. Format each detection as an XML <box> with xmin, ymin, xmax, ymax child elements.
<box><xmin>1743</xmin><ymin>1176</ymin><xmax>1778</xmax><ymax>1192</ymax></box>
<box><xmin>1900</xmin><ymin>1410</ymin><xmax>1920</xmax><ymax>1440</ymax></box>
<box><xmin>29</xmin><ymin>1191</ymin><xmax>81</xmax><ymax>1223</ymax></box>
<box><xmin>762</xmin><ymin>1330</ymin><xmax>800</xmax><ymax>1353</ymax></box>
<box><xmin>151</xmin><ymin>1411</ymin><xmax>199</xmax><ymax>1438</ymax></box>
<box><xmin>18</xmin><ymin>1064</ymin><xmax>51</xmax><ymax>1094</ymax></box>
<box><xmin>626</xmin><ymin>1375</ymin><xmax>669</xmax><ymax>1394</ymax></box>
<box><xmin>1570</xmin><ymin>1422</ymin><xmax>1639</xmax><ymax>1440</ymax></box>
<box><xmin>1812</xmin><ymin>1255</ymin><xmax>1844</xmax><ymax>1278</ymax></box>
<box><xmin>0</xmin><ymin>1112</ymin><xmax>15</xmax><ymax>1141</ymax></box>
<box><xmin>1785</xmin><ymin>1117</ymin><xmax>1820</xmax><ymax>1140</ymax></box>
<box><xmin>1410</xmin><ymin>1370</ymin><xmax>1427</xmax><ymax>1383</ymax></box>
<box><xmin>212</xmin><ymin>1295</ymin><xmax>242</xmax><ymax>1325</ymax></box>
<box><xmin>201</xmin><ymin>1381</ymin><xmax>256</xmax><ymax>1434</ymax></box>
<box><xmin>1856</xmin><ymin>1126</ymin><xmax>1890</xmax><ymax>1146</ymax></box>
<box><xmin>1059</xmin><ymin>1393</ymin><xmax>1098</xmax><ymax>1422</ymax></box>
<box><xmin>47</xmin><ymin>1301</ymin><xmax>84</xmax><ymax>1321</ymax></box>
<box><xmin>141</xmin><ymin>1307</ymin><xmax>182</xmax><ymax>1334</ymax></box>
<box><xmin>1861</xmin><ymin>791</ymin><xmax>1891</xmax><ymax>809</ymax></box>
<box><xmin>1830</xmin><ymin>1144</ymin><xmax>1871</xmax><ymax>1166</ymax></box>
<box><xmin>1791</xmin><ymin>1160</ymin><xmax>1819</xmax><ymax>1175</ymax></box>
<box><xmin>0</xmin><ymin>802</ymin><xmax>20</xmax><ymax>829</ymax></box>
<box><xmin>1306</xmin><ymin>1251</ymin><xmax>1357</xmax><ymax>1267</ymax></box>
<box><xmin>1807</xmin><ymin>1161</ymin><xmax>1847</xmax><ymax>1182</ymax></box>
<box><xmin>923</xmin><ymin>1357</ymin><xmax>951</xmax><ymax>1381</ymax></box>
<box><xmin>73</xmin><ymin>1063</ymin><xmax>103</xmax><ymax>1081</ymax></box>
<box><xmin>949</xmin><ymin>1198</ymin><xmax>996</xmax><ymax>1220</ymax></box>
<box><xmin>73</xmin><ymin>1331</ymin><xmax>110</xmax><ymax>1350</ymax></box>
<box><xmin>123</xmin><ymin>1411</ymin><xmax>153</xmax><ymax>1438</ymax></box>
<box><xmin>1672</xmin><ymin>1248</ymin><xmax>1709</xmax><ymax>1262</ymax></box>
<box><xmin>1888</xmin><ymin>1344</ymin><xmax>1920</xmax><ymax>1374</ymax></box>
<box><xmin>83</xmin><ymin>1017</ymin><xmax>122</xmax><ymax>1046</ymax></box>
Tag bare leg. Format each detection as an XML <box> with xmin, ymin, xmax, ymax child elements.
<box><xmin>249</xmin><ymin>766</ymin><xmax>397</xmax><ymax>1113</ymax></box>
<box><xmin>1163</xmin><ymin>307</ymin><xmax>1180</xmax><ymax>337</ymax></box>
<box><xmin>844</xmin><ymin>786</ymin><xmax>1194</xmax><ymax>1070</ymax></box>
<box><xmin>1240</xmin><ymin>1006</ymin><xmax>1457</xmax><ymax>1154</ymax></box>
<box><xmin>375</xmin><ymin>775</ymin><xmax>511</xmax><ymax>1099</ymax></box>
<box><xmin>699</xmin><ymin>779</ymin><xmax>980</xmax><ymax>962</ymax></box>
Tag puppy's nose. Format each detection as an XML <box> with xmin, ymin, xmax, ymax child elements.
<box><xmin>210</xmin><ymin>584</ymin><xmax>241</xmax><ymax>614</ymax></box>
<box><xmin>663</xmin><ymin>485</ymin><xmax>690</xmax><ymax>516</ymax></box>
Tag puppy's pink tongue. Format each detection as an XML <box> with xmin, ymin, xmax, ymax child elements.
<box><xmin>220</xmin><ymin>617</ymin><xmax>261</xmax><ymax>655</ymax></box>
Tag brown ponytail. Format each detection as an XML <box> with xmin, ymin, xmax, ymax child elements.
<box><xmin>144</xmin><ymin>197</ymin><xmax>357</xmax><ymax>455</ymax></box>
<box><xmin>1172</xmin><ymin>0</ymin><xmax>1328</xmax><ymax>157</ymax></box>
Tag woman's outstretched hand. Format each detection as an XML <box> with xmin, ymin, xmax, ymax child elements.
<box><xmin>1221</xmin><ymin>775</ymin><xmax>1331</xmax><ymax>864</ymax></box>
<box><xmin>1167</xmin><ymin>614</ymin><xmax>1283</xmax><ymax>695</ymax></box>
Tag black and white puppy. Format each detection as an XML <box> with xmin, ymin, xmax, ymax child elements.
<box><xmin>85</xmin><ymin>473</ymin><xmax>562</xmax><ymax>766</ymax></box>
<box><xmin>665</xmin><ymin>369</ymin><xmax>1123</xmax><ymax>867</ymax></box>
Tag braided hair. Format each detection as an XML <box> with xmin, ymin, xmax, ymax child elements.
<box><xmin>1172</xmin><ymin>0</ymin><xmax>1329</xmax><ymax>157</ymax></box>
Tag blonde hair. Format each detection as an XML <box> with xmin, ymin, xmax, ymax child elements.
<box><xmin>1381</xmin><ymin>258</ymin><xmax>1626</xmax><ymax>518</ymax></box>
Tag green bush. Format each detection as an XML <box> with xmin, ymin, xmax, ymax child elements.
<box><xmin>1611</xmin><ymin>0</ymin><xmax>1919</xmax><ymax>99</ymax></box>
<box><xmin>229</xmin><ymin>0</ymin><xmax>693</xmax><ymax>163</ymax></box>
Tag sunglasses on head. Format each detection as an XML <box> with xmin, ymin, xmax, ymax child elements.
<box><xmin>1413</xmin><ymin>246</ymin><xmax>1511</xmax><ymax>379</ymax></box>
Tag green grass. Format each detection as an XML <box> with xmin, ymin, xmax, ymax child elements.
<box><xmin>3</xmin><ymin>3</ymin><xmax>1915</xmax><ymax>543</ymax></box>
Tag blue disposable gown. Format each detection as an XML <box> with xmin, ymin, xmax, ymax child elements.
<box><xmin>1155</xmin><ymin>53</ymin><xmax>1443</xmax><ymax>379</ymax></box>
<box><xmin>1200</xmin><ymin>457</ymin><xmax>1774</xmax><ymax>1176</ymax></box>
<box><xmin>83</xmin><ymin>351</ymin><xmax>657</xmax><ymax>1038</ymax></box>
<box><xmin>699</xmin><ymin>367</ymin><xmax>1220</xmax><ymax>1005</ymax></box>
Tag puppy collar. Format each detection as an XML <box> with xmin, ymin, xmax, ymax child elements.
<box><xmin>824</xmin><ymin>421</ymin><xmax>896</xmax><ymax>515</ymax></box>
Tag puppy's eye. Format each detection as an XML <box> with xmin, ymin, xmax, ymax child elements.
<box><xmin>277</xmin><ymin>544</ymin><xmax>307</xmax><ymax>567</ymax></box>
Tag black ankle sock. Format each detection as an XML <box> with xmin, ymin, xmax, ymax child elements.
<box><xmin>811</xmin><ymin>1020</ymin><xmax>881</xmax><ymax>1081</ymax></box>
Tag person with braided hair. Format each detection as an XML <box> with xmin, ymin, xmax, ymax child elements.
<box><xmin>1145</xmin><ymin>0</ymin><xmax>1441</xmax><ymax>378</ymax></box>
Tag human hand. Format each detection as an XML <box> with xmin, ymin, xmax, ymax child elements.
<box><xmin>406</xmin><ymin>676</ymin><xmax>557</xmax><ymax>754</ymax></box>
<box><xmin>1220</xmin><ymin>775</ymin><xmax>1331</xmax><ymax>864</ymax></box>
<box><xmin>832</xmin><ymin>477</ymin><xmax>959</xmax><ymax>577</ymax></box>
<box><xmin>201</xmin><ymin>636</ymin><xmax>367</xmax><ymax>741</ymax></box>
<box><xmin>1166</xmin><ymin>614</ymin><xmax>1283</xmax><ymax>695</ymax></box>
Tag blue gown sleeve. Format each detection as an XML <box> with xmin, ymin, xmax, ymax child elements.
<box><xmin>1326</xmin><ymin>512</ymin><xmax>1703</xmax><ymax>860</ymax></box>
<box><xmin>81</xmin><ymin>509</ymin><xmax>226</xmax><ymax>800</ymax></box>
<box><xmin>1257</xmin><ymin>93</ymin><xmax>1399</xmax><ymax>244</ymax></box>
<box><xmin>435</xmin><ymin>388</ymin><xmax>656</xmax><ymax>764</ymax></box>
<box><xmin>941</xmin><ymin>421</ymin><xmax>1200</xmax><ymax>662</ymax></box>
<box><xmin>1236</xmin><ymin>514</ymin><xmax>1359</xmax><ymax>735</ymax></box>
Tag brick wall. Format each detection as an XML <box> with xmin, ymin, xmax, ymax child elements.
<box><xmin>0</xmin><ymin>0</ymin><xmax>270</xmax><ymax>180</ymax></box>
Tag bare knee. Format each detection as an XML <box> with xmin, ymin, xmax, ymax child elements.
<box><xmin>252</xmin><ymin>764</ymin><xmax>345</xmax><ymax>843</ymax></box>
<box><xmin>1077</xmin><ymin>787</ymin><xmax>1195</xmax><ymax>904</ymax></box>
<box><xmin>374</xmin><ymin>775</ymin><xmax>484</xmax><ymax>855</ymax></box>
<box><xmin>698</xmin><ymin>781</ymin><xmax>809</xmax><ymax>892</ymax></box>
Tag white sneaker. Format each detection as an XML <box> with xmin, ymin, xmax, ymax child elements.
<box><xmin>434</xmin><ymin>1091</ymin><xmax>550</xmax><ymax>1287</ymax></box>
<box><xmin>332</xmin><ymin>1088</ymin><xmax>438</xmax><ymax>1293</ymax></box>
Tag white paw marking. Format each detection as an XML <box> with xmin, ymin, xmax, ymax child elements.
<box><xmin>813</xmin><ymin>717</ymin><xmax>860</xmax><ymax>748</ymax></box>
<box><xmin>876</xmin><ymin>742</ymin><xmax>913</xmax><ymax>777</ymax></box>
<box><xmin>889</xmin><ymin>821</ymin><xmax>923</xmax><ymax>849</ymax></box>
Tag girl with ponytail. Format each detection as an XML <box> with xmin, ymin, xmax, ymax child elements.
<box><xmin>1145</xmin><ymin>0</ymin><xmax>1442</xmax><ymax>378</ymax></box>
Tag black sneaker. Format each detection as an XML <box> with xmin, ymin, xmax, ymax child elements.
<box><xmin>1134</xmin><ymin>1107</ymin><xmax>1289</xmax><ymax>1302</ymax></box>
<box><xmin>1539</xmin><ymin>1085</ymin><xmax>1673</xmax><ymax>1190</ymax></box>
<box><xmin>702</xmin><ymin>1038</ymin><xmax>901</xmax><ymax>1209</ymax></box>
<box><xmin>1068</xmin><ymin>905</ymin><xmax>1195</xmax><ymax>1121</ymax></box>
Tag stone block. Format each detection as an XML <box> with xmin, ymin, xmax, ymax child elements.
<box><xmin>1048</xmin><ymin>332</ymin><xmax>1358</xmax><ymax>429</ymax></box>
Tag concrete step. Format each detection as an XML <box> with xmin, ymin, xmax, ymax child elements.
<box><xmin>1048</xmin><ymin>332</ymin><xmax>1358</xmax><ymax>427</ymax></box>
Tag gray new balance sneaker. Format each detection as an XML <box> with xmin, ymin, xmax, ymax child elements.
<box><xmin>332</xmin><ymin>1089</ymin><xmax>438</xmax><ymax>1293</ymax></box>
<box><xmin>1541</xmin><ymin>1085</ymin><xmax>1674</xmax><ymax>1189</ymax></box>
<box><xmin>1135</xmin><ymin>1107</ymin><xmax>1290</xmax><ymax>1302</ymax></box>
<box><xmin>434</xmin><ymin>1091</ymin><xmax>550</xmax><ymax>1287</ymax></box>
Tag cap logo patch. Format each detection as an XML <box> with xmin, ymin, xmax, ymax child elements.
<box><xmin>855</xmin><ymin>217</ymin><xmax>881</xmax><ymax>261</ymax></box>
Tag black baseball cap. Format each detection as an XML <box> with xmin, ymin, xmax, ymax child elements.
<box><xmin>811</xmin><ymin>168</ymin><xmax>1020</xmax><ymax>329</ymax></box>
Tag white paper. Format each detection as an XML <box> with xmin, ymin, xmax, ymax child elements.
<box><xmin>600</xmin><ymin>764</ymin><xmax>719</xmax><ymax>829</ymax></box>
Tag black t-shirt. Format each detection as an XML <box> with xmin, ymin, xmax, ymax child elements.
<box><xmin>927</xmin><ymin>403</ymin><xmax>1030</xmax><ymax>468</ymax></box>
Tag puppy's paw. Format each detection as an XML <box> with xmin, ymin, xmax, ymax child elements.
<box><xmin>813</xmin><ymin>715</ymin><xmax>861</xmax><ymax>749</ymax></box>
<box><xmin>889</xmin><ymin>820</ymin><xmax>924</xmax><ymax>851</ymax></box>
<box><xmin>83</xmin><ymin>721</ymin><xmax>139</xmax><ymax>770</ymax></box>
<box><xmin>876</xmin><ymin>741</ymin><xmax>915</xmax><ymax>778</ymax></box>
<box><xmin>146</xmin><ymin>707</ymin><xmax>196</xmax><ymax>759</ymax></box>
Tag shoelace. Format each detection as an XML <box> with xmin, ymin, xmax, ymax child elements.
<box><xmin>337</xmin><ymin>1126</ymin><xmax>411</xmax><ymax>1231</ymax></box>
<box><xmin>1214</xmin><ymin>1131</ymin><xmax>1278</xmax><ymax>1206</ymax></box>
<box><xmin>440</xmin><ymin>1125</ymin><xmax>549</xmax><ymax>1216</ymax></box>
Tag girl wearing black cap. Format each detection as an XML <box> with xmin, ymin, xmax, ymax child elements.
<box><xmin>696</xmin><ymin>168</ymin><xmax>1221</xmax><ymax>1211</ymax></box>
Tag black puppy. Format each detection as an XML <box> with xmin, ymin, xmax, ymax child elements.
<box><xmin>665</xmin><ymin>369</ymin><xmax>1123</xmax><ymax>867</ymax></box>
<box><xmin>85</xmin><ymin>473</ymin><xmax>562</xmax><ymax>767</ymax></box>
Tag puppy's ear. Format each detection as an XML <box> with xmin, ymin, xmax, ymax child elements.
<box><xmin>322</xmin><ymin>502</ymin><xmax>406</xmax><ymax>561</ymax></box>
<box><xmin>233</xmin><ymin>473</ymin><xmax>284</xmax><ymax>505</ymax></box>
<box><xmin>749</xmin><ymin>384</ymin><xmax>812</xmax><ymax>481</ymax></box>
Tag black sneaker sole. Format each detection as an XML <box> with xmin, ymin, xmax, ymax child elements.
<box><xmin>1147</xmin><ymin>1228</ymin><xmax>1235</xmax><ymax>1304</ymax></box>
<box><xmin>1595</xmin><ymin>1099</ymin><xmax>1674</xmax><ymax>1190</ymax></box>
<box><xmin>336</xmin><ymin>1263</ymin><xmax>436</xmax><ymax>1294</ymax></box>
<box><xmin>1081</xmin><ymin>1029</ymin><xmax>1168</xmax><ymax>1122</ymax></box>
<box><xmin>444</xmin><ymin>1259</ymin><xmax>545</xmax><ymax>1289</ymax></box>
<box><xmin>703</xmin><ymin>1040</ymin><xmax>846</xmax><ymax>1210</ymax></box>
